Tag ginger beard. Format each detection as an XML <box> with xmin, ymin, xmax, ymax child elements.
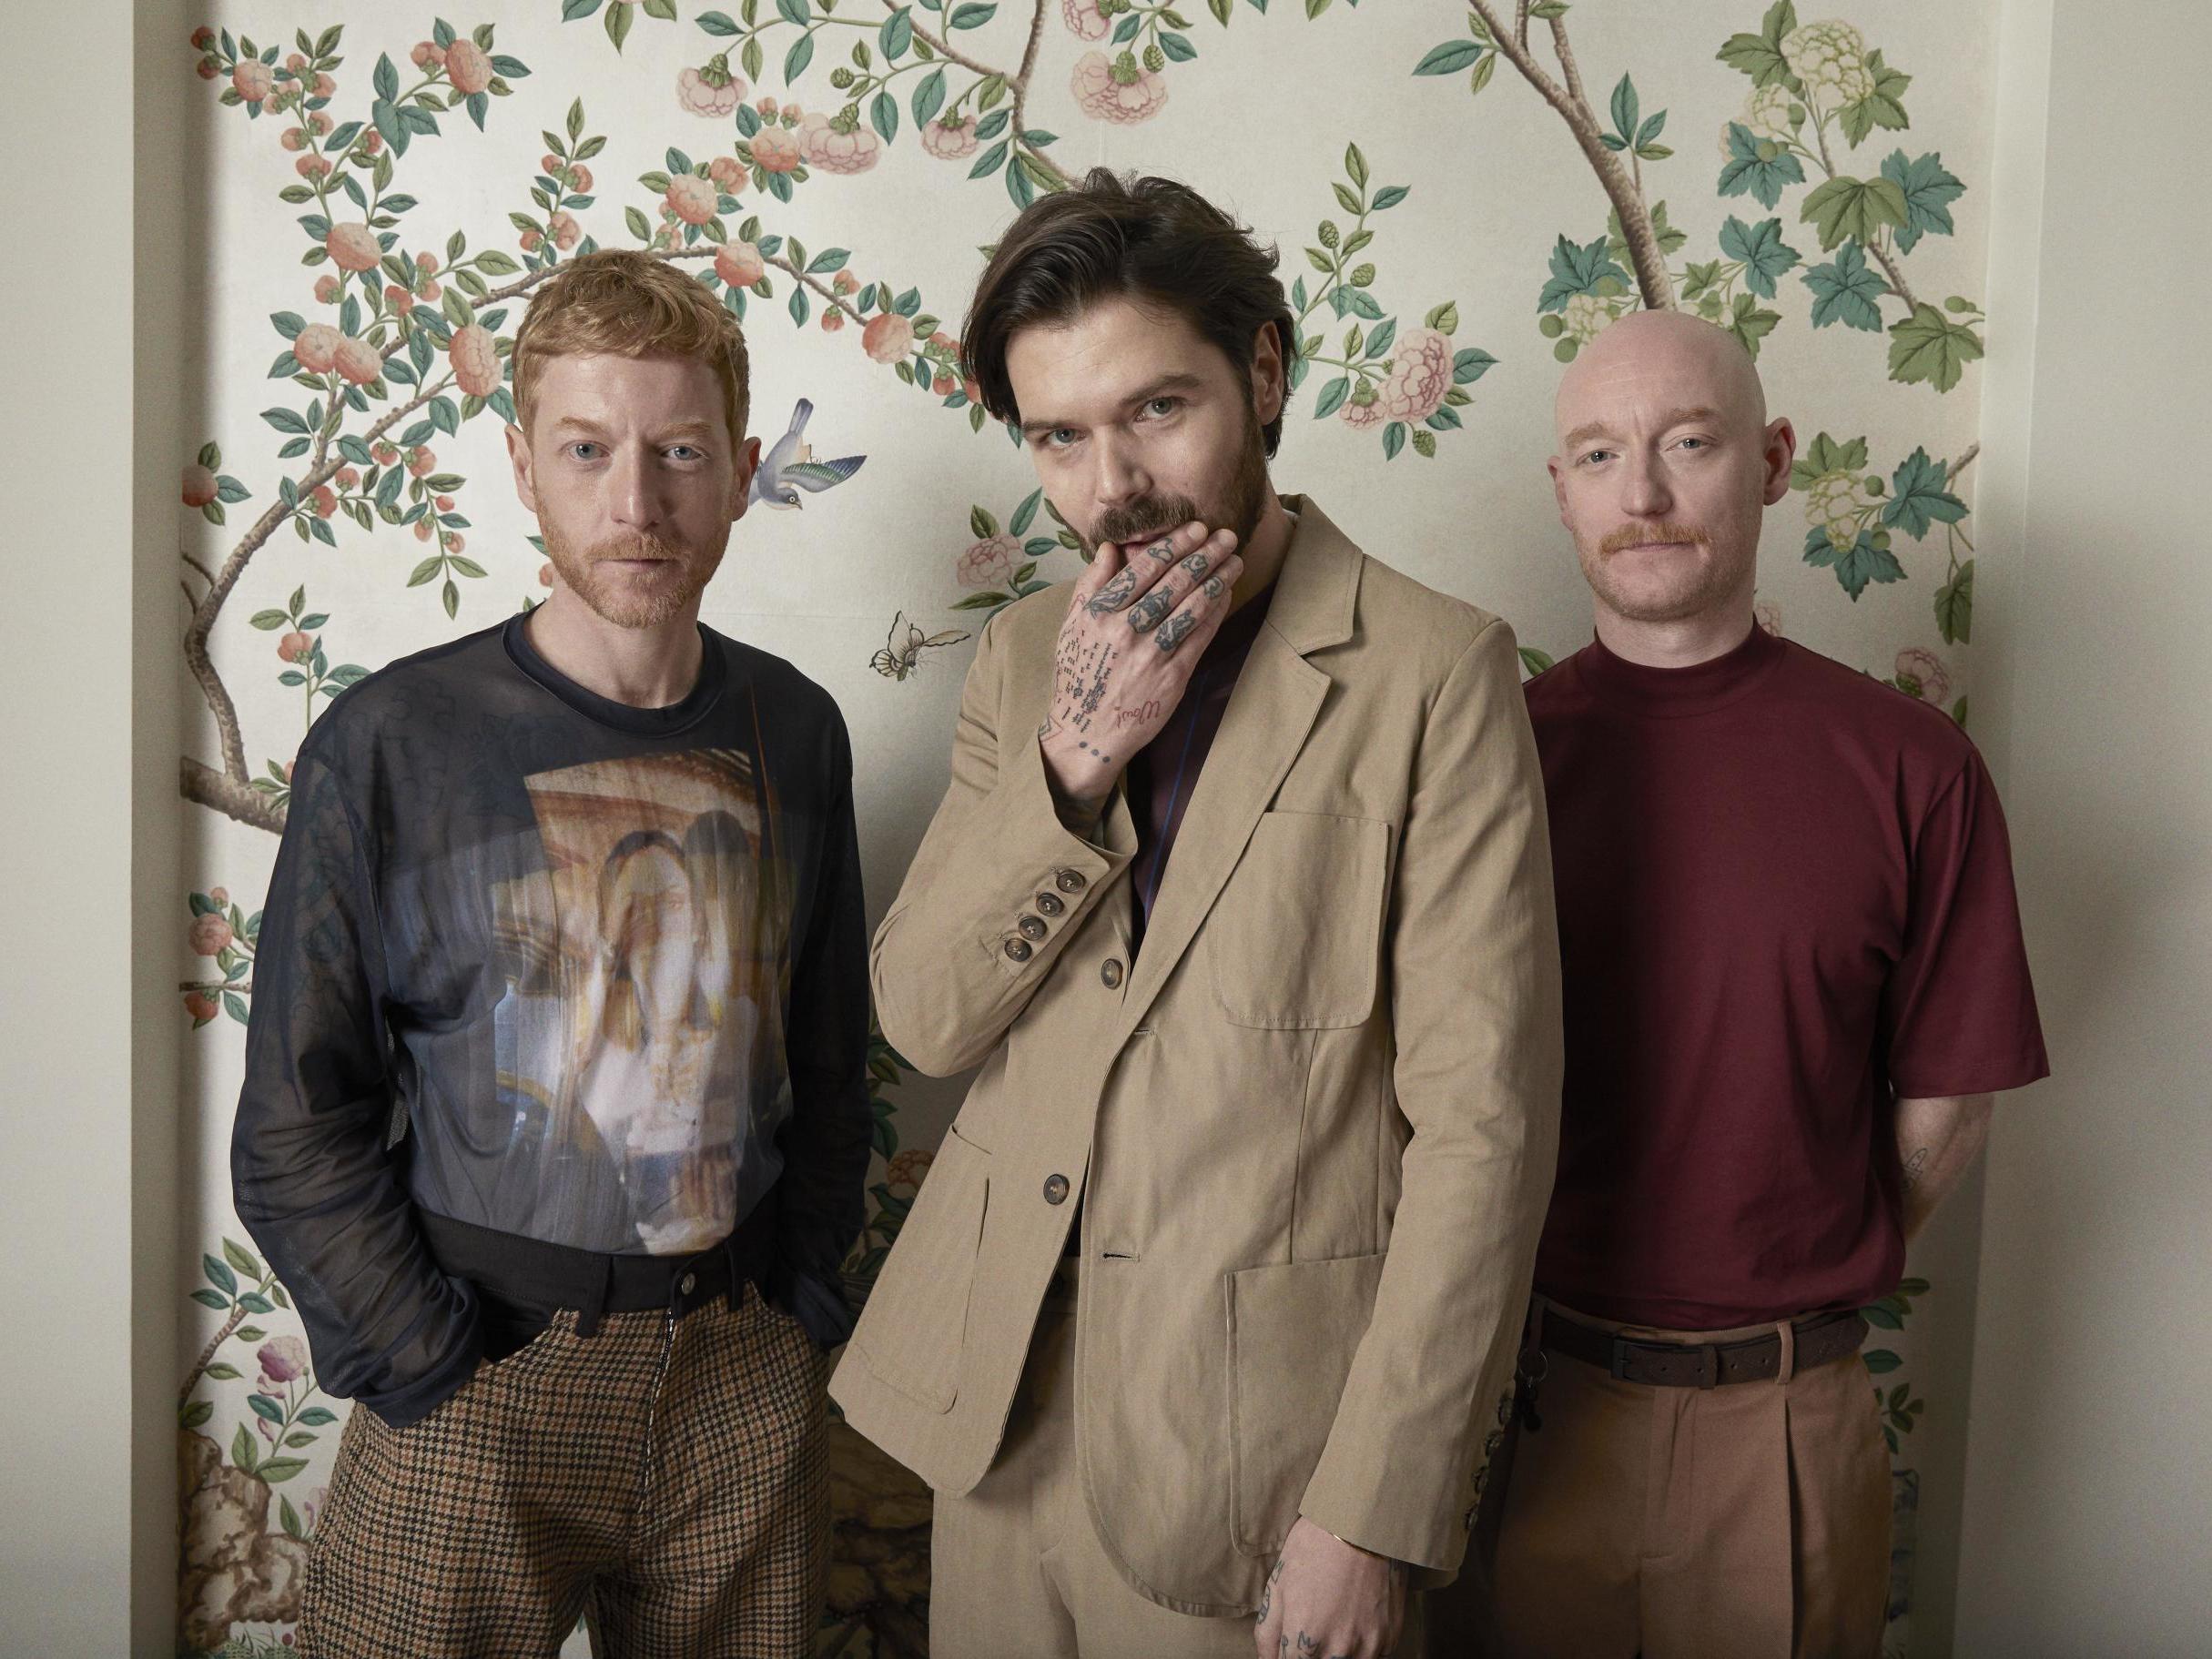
<box><xmin>539</xmin><ymin>520</ymin><xmax>728</xmax><ymax>630</ymax></box>
<box><xmin>1079</xmin><ymin>405</ymin><xmax>1272</xmax><ymax>562</ymax></box>
<box><xmin>1574</xmin><ymin>511</ymin><xmax>1755</xmax><ymax>626</ymax></box>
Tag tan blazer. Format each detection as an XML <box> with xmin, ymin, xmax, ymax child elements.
<box><xmin>829</xmin><ymin>496</ymin><xmax>1562</xmax><ymax>1615</ymax></box>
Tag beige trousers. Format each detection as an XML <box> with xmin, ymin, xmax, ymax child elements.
<box><xmin>1436</xmin><ymin>1303</ymin><xmax>1892</xmax><ymax>1659</ymax></box>
<box><xmin>930</xmin><ymin>1262</ymin><xmax>1428</xmax><ymax>1658</ymax></box>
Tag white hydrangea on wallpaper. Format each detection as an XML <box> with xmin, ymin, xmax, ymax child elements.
<box><xmin>176</xmin><ymin>4</ymin><xmax>1988</xmax><ymax>1652</ymax></box>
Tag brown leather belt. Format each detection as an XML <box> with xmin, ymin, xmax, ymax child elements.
<box><xmin>1544</xmin><ymin>1307</ymin><xmax>1868</xmax><ymax>1389</ymax></box>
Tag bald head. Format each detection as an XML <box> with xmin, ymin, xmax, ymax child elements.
<box><xmin>1554</xmin><ymin>309</ymin><xmax>1767</xmax><ymax>453</ymax></box>
<box><xmin>1545</xmin><ymin>307</ymin><xmax>1794</xmax><ymax>639</ymax></box>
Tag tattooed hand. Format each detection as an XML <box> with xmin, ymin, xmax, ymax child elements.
<box><xmin>1039</xmin><ymin>520</ymin><xmax>1243</xmax><ymax>814</ymax></box>
<box><xmin>1252</xmin><ymin>1517</ymin><xmax>1407</xmax><ymax>1659</ymax></box>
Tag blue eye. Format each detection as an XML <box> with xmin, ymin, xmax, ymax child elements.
<box><xmin>667</xmin><ymin>445</ymin><xmax>703</xmax><ymax>460</ymax></box>
<box><xmin>1142</xmin><ymin>397</ymin><xmax>1178</xmax><ymax>418</ymax></box>
<box><xmin>569</xmin><ymin>442</ymin><xmax>603</xmax><ymax>460</ymax></box>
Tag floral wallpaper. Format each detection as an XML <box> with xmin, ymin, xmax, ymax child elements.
<box><xmin>173</xmin><ymin>3</ymin><xmax>1994</xmax><ymax>1652</ymax></box>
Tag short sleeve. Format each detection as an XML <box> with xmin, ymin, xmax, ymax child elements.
<box><xmin>1881</xmin><ymin>748</ymin><xmax>2050</xmax><ymax>1098</ymax></box>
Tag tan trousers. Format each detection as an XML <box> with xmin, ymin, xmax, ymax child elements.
<box><xmin>1439</xmin><ymin>1303</ymin><xmax>1892</xmax><ymax>1659</ymax></box>
<box><xmin>930</xmin><ymin>1262</ymin><xmax>1427</xmax><ymax>1658</ymax></box>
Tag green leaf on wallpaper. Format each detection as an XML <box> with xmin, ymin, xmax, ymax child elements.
<box><xmin>1800</xmin><ymin>174</ymin><xmax>1907</xmax><ymax>252</ymax></box>
<box><xmin>190</xmin><ymin>1290</ymin><xmax>228</xmax><ymax>1311</ymax></box>
<box><xmin>1382</xmin><ymin>420</ymin><xmax>1405</xmax><ymax>460</ymax></box>
<box><xmin>1863</xmin><ymin>1348</ymin><xmax>1903</xmax><ymax>1375</ymax></box>
<box><xmin>1716</xmin><ymin>0</ymin><xmax>1795</xmax><ymax>87</ymax></box>
<box><xmin>1453</xmin><ymin>348</ymin><xmax>1496</xmax><ymax>383</ymax></box>
<box><xmin>1838</xmin><ymin>49</ymin><xmax>1911</xmax><ymax>147</ymax></box>
<box><xmin>259</xmin><ymin>1457</ymin><xmax>310</xmax><ymax>1483</ymax></box>
<box><xmin>1717</xmin><ymin>122</ymin><xmax>1805</xmax><ymax>212</ymax></box>
<box><xmin>1935</xmin><ymin>559</ymin><xmax>1974</xmax><ymax>645</ymax></box>
<box><xmin>1791</xmin><ymin>430</ymin><xmax>1869</xmax><ymax>488</ymax></box>
<box><xmin>700</xmin><ymin>10</ymin><xmax>742</xmax><ymax>34</ymax></box>
<box><xmin>223</xmin><ymin>1239</ymin><xmax>262</xmax><ymax>1277</ymax></box>
<box><xmin>1882</xmin><ymin>447</ymin><xmax>1968</xmax><ymax>539</ymax></box>
<box><xmin>1313</xmin><ymin>376</ymin><xmax>1350</xmax><ymax>420</ymax></box>
<box><xmin>1718</xmin><ymin>215</ymin><xmax>1799</xmax><ymax>298</ymax></box>
<box><xmin>1887</xmin><ymin>303</ymin><xmax>1983</xmax><ymax>393</ymax></box>
<box><xmin>231</xmin><ymin>1423</ymin><xmax>258</xmax><ymax>1473</ymax></box>
<box><xmin>1414</xmin><ymin>38</ymin><xmax>1482</xmax><ymax>76</ymax></box>
<box><xmin>1608</xmin><ymin>199</ymin><xmax>1687</xmax><ymax>266</ymax></box>
<box><xmin>1803</xmin><ymin>525</ymin><xmax>1903</xmax><ymax>600</ymax></box>
<box><xmin>1802</xmin><ymin>240</ymin><xmax>1886</xmax><ymax>331</ymax></box>
<box><xmin>1517</xmin><ymin>646</ymin><xmax>1555</xmax><ymax>677</ymax></box>
<box><xmin>1881</xmin><ymin>149</ymin><xmax>1963</xmax><ymax>253</ymax></box>
<box><xmin>1725</xmin><ymin>294</ymin><xmax>1781</xmax><ymax>357</ymax></box>
<box><xmin>606</xmin><ymin>0</ymin><xmax>635</xmax><ymax>49</ymax></box>
<box><xmin>1537</xmin><ymin>234</ymin><xmax>1627</xmax><ymax>313</ymax></box>
<box><xmin>204</xmin><ymin>1254</ymin><xmax>238</xmax><ymax>1296</ymax></box>
<box><xmin>1608</xmin><ymin>74</ymin><xmax>1638</xmax><ymax>147</ymax></box>
<box><xmin>645</xmin><ymin>0</ymin><xmax>680</xmax><ymax>18</ymax></box>
<box><xmin>1344</xmin><ymin>143</ymin><xmax>1368</xmax><ymax>189</ymax></box>
<box><xmin>180</xmin><ymin>1400</ymin><xmax>213</xmax><ymax>1429</ymax></box>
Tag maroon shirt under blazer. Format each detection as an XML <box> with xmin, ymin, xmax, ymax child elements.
<box><xmin>1524</xmin><ymin>623</ymin><xmax>2048</xmax><ymax>1330</ymax></box>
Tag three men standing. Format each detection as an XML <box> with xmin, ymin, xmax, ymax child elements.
<box><xmin>828</xmin><ymin>170</ymin><xmax>1565</xmax><ymax>1659</ymax></box>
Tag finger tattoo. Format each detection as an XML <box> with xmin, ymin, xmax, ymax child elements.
<box><xmin>1202</xmin><ymin>575</ymin><xmax>1225</xmax><ymax>600</ymax></box>
<box><xmin>1182</xmin><ymin>551</ymin><xmax>1212</xmax><ymax>577</ymax></box>
<box><xmin>1088</xmin><ymin>569</ymin><xmax>1140</xmax><ymax>614</ymax></box>
<box><xmin>1154</xmin><ymin>609</ymin><xmax>1199</xmax><ymax>652</ymax></box>
<box><xmin>1127</xmin><ymin>589</ymin><xmax>1174</xmax><ymax>633</ymax></box>
<box><xmin>1143</xmin><ymin>537</ymin><xmax>1178</xmax><ymax>561</ymax></box>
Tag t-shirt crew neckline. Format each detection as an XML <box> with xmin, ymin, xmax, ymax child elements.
<box><xmin>1576</xmin><ymin>620</ymin><xmax>1787</xmax><ymax>719</ymax></box>
<box><xmin>502</xmin><ymin>612</ymin><xmax>727</xmax><ymax>736</ymax></box>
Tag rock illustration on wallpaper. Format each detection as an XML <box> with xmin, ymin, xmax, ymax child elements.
<box><xmin>750</xmin><ymin>396</ymin><xmax>868</xmax><ymax>507</ymax></box>
<box><xmin>178</xmin><ymin>5</ymin><xmax>1982</xmax><ymax>1653</ymax></box>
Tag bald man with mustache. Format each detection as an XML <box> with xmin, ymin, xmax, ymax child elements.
<box><xmin>1469</xmin><ymin>312</ymin><xmax>2048</xmax><ymax>1658</ymax></box>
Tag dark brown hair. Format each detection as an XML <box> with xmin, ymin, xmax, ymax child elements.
<box><xmin>960</xmin><ymin>169</ymin><xmax>1297</xmax><ymax>456</ymax></box>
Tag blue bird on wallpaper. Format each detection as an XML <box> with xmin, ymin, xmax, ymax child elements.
<box><xmin>748</xmin><ymin>398</ymin><xmax>867</xmax><ymax>509</ymax></box>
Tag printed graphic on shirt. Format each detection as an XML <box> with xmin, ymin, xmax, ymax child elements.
<box><xmin>492</xmin><ymin>748</ymin><xmax>793</xmax><ymax>1255</ymax></box>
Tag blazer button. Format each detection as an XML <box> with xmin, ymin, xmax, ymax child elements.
<box><xmin>1035</xmin><ymin>891</ymin><xmax>1066</xmax><ymax>917</ymax></box>
<box><xmin>1054</xmin><ymin>868</ymin><xmax>1087</xmax><ymax>895</ymax></box>
<box><xmin>1004</xmin><ymin>937</ymin><xmax>1032</xmax><ymax>963</ymax></box>
<box><xmin>1017</xmin><ymin>914</ymin><xmax>1048</xmax><ymax>941</ymax></box>
<box><xmin>1101</xmin><ymin>958</ymin><xmax>1124</xmax><ymax>989</ymax></box>
<box><xmin>1043</xmin><ymin>1174</ymin><xmax>1070</xmax><ymax>1204</ymax></box>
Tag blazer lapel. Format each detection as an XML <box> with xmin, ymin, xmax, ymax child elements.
<box><xmin>1115</xmin><ymin>495</ymin><xmax>1363</xmax><ymax>1028</ymax></box>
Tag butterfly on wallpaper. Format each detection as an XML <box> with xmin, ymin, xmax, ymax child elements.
<box><xmin>871</xmin><ymin>612</ymin><xmax>969</xmax><ymax>682</ymax></box>
<box><xmin>747</xmin><ymin>398</ymin><xmax>867</xmax><ymax>510</ymax></box>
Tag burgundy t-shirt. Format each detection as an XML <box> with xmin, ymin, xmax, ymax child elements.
<box><xmin>1524</xmin><ymin>624</ymin><xmax>2048</xmax><ymax>1329</ymax></box>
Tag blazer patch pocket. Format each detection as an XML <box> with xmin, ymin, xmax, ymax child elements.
<box><xmin>1209</xmin><ymin>811</ymin><xmax>1390</xmax><ymax>1028</ymax></box>
<box><xmin>1224</xmin><ymin>1250</ymin><xmax>1388</xmax><ymax>1554</ymax></box>
<box><xmin>850</xmin><ymin>1123</ymin><xmax>990</xmax><ymax>1413</ymax></box>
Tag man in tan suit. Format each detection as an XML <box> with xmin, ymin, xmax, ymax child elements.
<box><xmin>828</xmin><ymin>169</ymin><xmax>1563</xmax><ymax>1658</ymax></box>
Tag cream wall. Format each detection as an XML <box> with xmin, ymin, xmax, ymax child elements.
<box><xmin>1955</xmin><ymin>0</ymin><xmax>2212</xmax><ymax>1651</ymax></box>
<box><xmin>0</xmin><ymin>0</ymin><xmax>187</xmax><ymax>1652</ymax></box>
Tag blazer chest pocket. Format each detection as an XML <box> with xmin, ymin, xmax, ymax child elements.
<box><xmin>850</xmin><ymin>1124</ymin><xmax>990</xmax><ymax>1413</ymax></box>
<box><xmin>1225</xmin><ymin>1250</ymin><xmax>1387</xmax><ymax>1554</ymax></box>
<box><xmin>1209</xmin><ymin>811</ymin><xmax>1390</xmax><ymax>1028</ymax></box>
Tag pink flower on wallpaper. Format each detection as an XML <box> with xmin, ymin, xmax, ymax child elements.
<box><xmin>411</xmin><ymin>40</ymin><xmax>446</xmax><ymax>69</ymax></box>
<box><xmin>408</xmin><ymin>446</ymin><xmax>436</xmax><ymax>477</ymax></box>
<box><xmin>801</xmin><ymin>116</ymin><xmax>882</xmax><ymax>175</ymax></box>
<box><xmin>257</xmin><ymin>1337</ymin><xmax>309</xmax><ymax>1385</ymax></box>
<box><xmin>1071</xmin><ymin>51</ymin><xmax>1167</xmax><ymax>125</ymax></box>
<box><xmin>313</xmin><ymin>274</ymin><xmax>340</xmax><ymax>304</ymax></box>
<box><xmin>232</xmin><ymin>59</ymin><xmax>275</xmax><ymax>106</ymax></box>
<box><xmin>332</xmin><ymin>338</ymin><xmax>382</xmax><ymax>386</ymax></box>
<box><xmin>385</xmin><ymin>284</ymin><xmax>417</xmax><ymax>315</ymax></box>
<box><xmin>256</xmin><ymin>1414</ymin><xmax>279</xmax><ymax>1445</ymax></box>
<box><xmin>188</xmin><ymin>915</ymin><xmax>233</xmax><ymax>956</ymax></box>
<box><xmin>752</xmin><ymin>126</ymin><xmax>805</xmax><ymax>174</ymax></box>
<box><xmin>921</xmin><ymin>116</ymin><xmax>979</xmax><ymax>160</ymax></box>
<box><xmin>308</xmin><ymin>486</ymin><xmax>336</xmax><ymax>519</ymax></box>
<box><xmin>886</xmin><ymin>1148</ymin><xmax>935</xmax><ymax>1198</ymax></box>
<box><xmin>862</xmin><ymin>312</ymin><xmax>915</xmax><ymax>365</ymax></box>
<box><xmin>706</xmin><ymin>156</ymin><xmax>746</xmax><ymax>193</ymax></box>
<box><xmin>449</xmin><ymin>324</ymin><xmax>500</xmax><ymax>398</ymax></box>
<box><xmin>1337</xmin><ymin>387</ymin><xmax>1385</xmax><ymax>430</ymax></box>
<box><xmin>1375</xmin><ymin>328</ymin><xmax>1452</xmax><ymax>424</ymax></box>
<box><xmin>666</xmin><ymin>173</ymin><xmax>718</xmax><ymax>225</ymax></box>
<box><xmin>1755</xmin><ymin>599</ymin><xmax>1784</xmax><ymax>636</ymax></box>
<box><xmin>548</xmin><ymin>210</ymin><xmax>582</xmax><ymax>251</ymax></box>
<box><xmin>292</xmin><ymin>324</ymin><xmax>342</xmax><ymax>374</ymax></box>
<box><xmin>443</xmin><ymin>40</ymin><xmax>492</xmax><ymax>96</ymax></box>
<box><xmin>182</xmin><ymin>990</ymin><xmax>218</xmax><ymax>1022</ymax></box>
<box><xmin>181</xmin><ymin>465</ymin><xmax>218</xmax><ymax>507</ymax></box>
<box><xmin>957</xmin><ymin>534</ymin><xmax>1020</xmax><ymax>590</ymax></box>
<box><xmin>303</xmin><ymin>1485</ymin><xmax>329</xmax><ymax>1531</ymax></box>
<box><xmin>278</xmin><ymin>631</ymin><xmax>312</xmax><ymax>663</ymax></box>
<box><xmin>715</xmin><ymin>240</ymin><xmax>766</xmax><ymax>287</ymax></box>
<box><xmin>1062</xmin><ymin>0</ymin><xmax>1111</xmax><ymax>40</ymax></box>
<box><xmin>324</xmin><ymin>223</ymin><xmax>381</xmax><ymax>273</ymax></box>
<box><xmin>1894</xmin><ymin>646</ymin><xmax>1952</xmax><ymax>703</ymax></box>
<box><xmin>678</xmin><ymin>62</ymin><xmax>745</xmax><ymax>117</ymax></box>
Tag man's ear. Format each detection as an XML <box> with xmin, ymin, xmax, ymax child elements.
<box><xmin>1251</xmin><ymin>320</ymin><xmax>1286</xmax><ymax>430</ymax></box>
<box><xmin>1760</xmin><ymin>416</ymin><xmax>1796</xmax><ymax>507</ymax></box>
<box><xmin>1547</xmin><ymin>454</ymin><xmax>1572</xmax><ymax>528</ymax></box>
<box><xmin>729</xmin><ymin>434</ymin><xmax>763</xmax><ymax>522</ymax></box>
<box><xmin>506</xmin><ymin>422</ymin><xmax>538</xmax><ymax>515</ymax></box>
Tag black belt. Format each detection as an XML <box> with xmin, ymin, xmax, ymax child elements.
<box><xmin>1544</xmin><ymin>1307</ymin><xmax>1868</xmax><ymax>1389</ymax></box>
<box><xmin>419</xmin><ymin>1195</ymin><xmax>778</xmax><ymax>1342</ymax></box>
